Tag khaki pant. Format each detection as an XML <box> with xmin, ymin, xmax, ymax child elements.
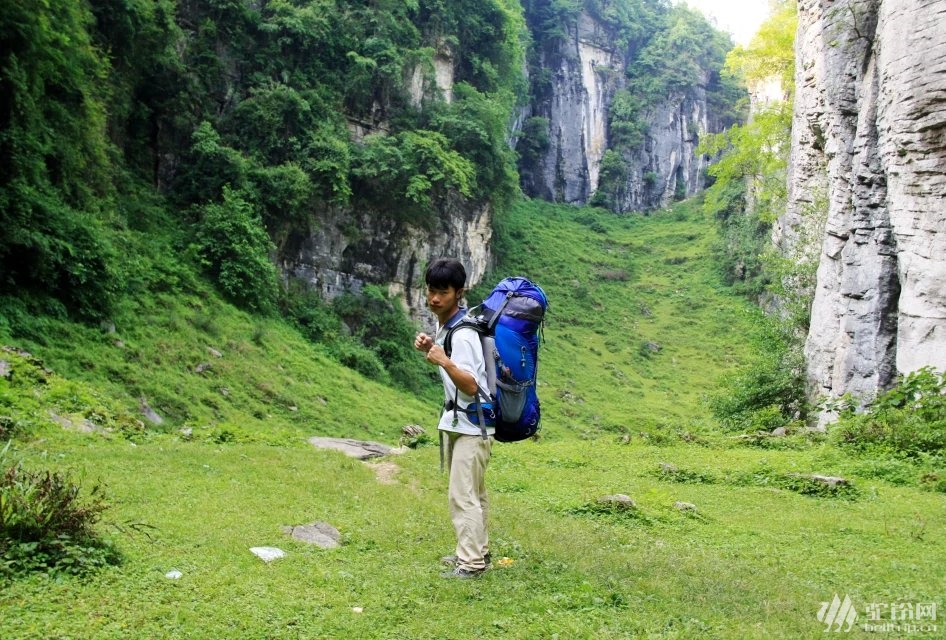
<box><xmin>445</xmin><ymin>431</ymin><xmax>492</xmax><ymax>571</ymax></box>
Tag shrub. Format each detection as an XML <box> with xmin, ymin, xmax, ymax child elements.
<box><xmin>0</xmin><ymin>444</ymin><xmax>119</xmax><ymax>577</ymax></box>
<box><xmin>281</xmin><ymin>282</ymin><xmax>342</xmax><ymax>344</ymax></box>
<box><xmin>332</xmin><ymin>286</ymin><xmax>439</xmax><ymax>397</ymax></box>
<box><xmin>709</xmin><ymin>355</ymin><xmax>806</xmax><ymax>431</ymax></box>
<box><xmin>850</xmin><ymin>458</ymin><xmax>917</xmax><ymax>486</ymax></box>
<box><xmin>919</xmin><ymin>473</ymin><xmax>946</xmax><ymax>493</ymax></box>
<box><xmin>516</xmin><ymin>116</ymin><xmax>550</xmax><ymax>165</ymax></box>
<box><xmin>350</xmin><ymin>129</ymin><xmax>475</xmax><ymax>223</ymax></box>
<box><xmin>330</xmin><ymin>339</ymin><xmax>389</xmax><ymax>384</ymax></box>
<box><xmin>774</xmin><ymin>474</ymin><xmax>859</xmax><ymax>500</ymax></box>
<box><xmin>831</xmin><ymin>367</ymin><xmax>946</xmax><ymax>459</ymax></box>
<box><xmin>655</xmin><ymin>464</ymin><xmax>718</xmax><ymax>484</ymax></box>
<box><xmin>193</xmin><ymin>186</ymin><xmax>280</xmax><ymax>314</ymax></box>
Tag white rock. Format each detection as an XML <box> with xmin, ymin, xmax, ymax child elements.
<box><xmin>165</xmin><ymin>570</ymin><xmax>183</xmax><ymax>579</ymax></box>
<box><xmin>250</xmin><ymin>546</ymin><xmax>286</xmax><ymax>562</ymax></box>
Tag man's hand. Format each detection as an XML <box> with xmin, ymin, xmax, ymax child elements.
<box><xmin>425</xmin><ymin>344</ymin><xmax>449</xmax><ymax>367</ymax></box>
<box><xmin>416</xmin><ymin>334</ymin><xmax>478</xmax><ymax>396</ymax></box>
<box><xmin>415</xmin><ymin>332</ymin><xmax>449</xmax><ymax>366</ymax></box>
<box><xmin>414</xmin><ymin>332</ymin><xmax>433</xmax><ymax>353</ymax></box>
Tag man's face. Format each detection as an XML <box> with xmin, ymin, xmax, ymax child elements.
<box><xmin>426</xmin><ymin>284</ymin><xmax>462</xmax><ymax>318</ymax></box>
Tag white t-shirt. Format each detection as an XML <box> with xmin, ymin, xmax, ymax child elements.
<box><xmin>436</xmin><ymin>322</ymin><xmax>493</xmax><ymax>436</ymax></box>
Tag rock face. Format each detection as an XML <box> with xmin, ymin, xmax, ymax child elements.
<box><xmin>284</xmin><ymin>191</ymin><xmax>491</xmax><ymax>329</ymax></box>
<box><xmin>520</xmin><ymin>13</ymin><xmax>619</xmax><ymax>205</ymax></box>
<box><xmin>518</xmin><ymin>10</ymin><xmax>715</xmax><ymax>212</ymax></box>
<box><xmin>782</xmin><ymin>0</ymin><xmax>946</xmax><ymax>417</ymax></box>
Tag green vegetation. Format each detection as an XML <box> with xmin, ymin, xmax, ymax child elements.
<box><xmin>1</xmin><ymin>0</ymin><xmax>528</xmax><ymax>322</ymax></box>
<box><xmin>832</xmin><ymin>368</ymin><xmax>946</xmax><ymax>462</ymax></box>
<box><xmin>3</xmin><ymin>198</ymin><xmax>944</xmax><ymax>638</ymax></box>
<box><xmin>484</xmin><ymin>198</ymin><xmax>761</xmax><ymax>434</ymax></box>
<box><xmin>696</xmin><ymin>1</ymin><xmax>807</xmax><ymax>434</ymax></box>
<box><xmin>0</xmin><ymin>0</ymin><xmax>119</xmax><ymax>321</ymax></box>
<box><xmin>699</xmin><ymin>0</ymin><xmax>798</xmax><ymax>299</ymax></box>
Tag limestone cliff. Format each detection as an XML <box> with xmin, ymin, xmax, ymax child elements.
<box><xmin>518</xmin><ymin>10</ymin><xmax>716</xmax><ymax>212</ymax></box>
<box><xmin>284</xmin><ymin>192</ymin><xmax>491</xmax><ymax>330</ymax></box>
<box><xmin>782</xmin><ymin>0</ymin><xmax>946</xmax><ymax>416</ymax></box>
<box><xmin>283</xmin><ymin>47</ymin><xmax>489</xmax><ymax>331</ymax></box>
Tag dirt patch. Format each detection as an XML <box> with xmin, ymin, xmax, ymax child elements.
<box><xmin>367</xmin><ymin>461</ymin><xmax>400</xmax><ymax>485</ymax></box>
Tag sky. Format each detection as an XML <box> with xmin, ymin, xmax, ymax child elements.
<box><xmin>679</xmin><ymin>0</ymin><xmax>772</xmax><ymax>46</ymax></box>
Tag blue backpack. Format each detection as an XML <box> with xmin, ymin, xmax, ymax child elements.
<box><xmin>445</xmin><ymin>277</ymin><xmax>548</xmax><ymax>442</ymax></box>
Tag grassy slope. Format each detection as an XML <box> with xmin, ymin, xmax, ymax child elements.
<box><xmin>2</xmin><ymin>199</ymin><xmax>944</xmax><ymax>639</ymax></box>
<box><xmin>2</xmin><ymin>289</ymin><xmax>433</xmax><ymax>445</ymax></box>
<box><xmin>491</xmin><ymin>198</ymin><xmax>760</xmax><ymax>435</ymax></box>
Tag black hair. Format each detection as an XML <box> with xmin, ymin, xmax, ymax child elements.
<box><xmin>424</xmin><ymin>257</ymin><xmax>467</xmax><ymax>290</ymax></box>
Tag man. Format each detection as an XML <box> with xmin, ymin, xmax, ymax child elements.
<box><xmin>414</xmin><ymin>258</ymin><xmax>493</xmax><ymax>579</ymax></box>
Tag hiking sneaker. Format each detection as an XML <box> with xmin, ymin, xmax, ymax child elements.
<box><xmin>441</xmin><ymin>566</ymin><xmax>486</xmax><ymax>579</ymax></box>
<box><xmin>441</xmin><ymin>553</ymin><xmax>491</xmax><ymax>567</ymax></box>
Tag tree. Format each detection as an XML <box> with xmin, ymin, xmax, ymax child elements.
<box><xmin>698</xmin><ymin>1</ymin><xmax>797</xmax><ymax>295</ymax></box>
<box><xmin>0</xmin><ymin>0</ymin><xmax>121</xmax><ymax>319</ymax></box>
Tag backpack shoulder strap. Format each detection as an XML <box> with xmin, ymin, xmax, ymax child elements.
<box><xmin>444</xmin><ymin>316</ymin><xmax>487</xmax><ymax>357</ymax></box>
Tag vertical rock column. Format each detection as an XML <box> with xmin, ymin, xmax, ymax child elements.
<box><xmin>875</xmin><ymin>0</ymin><xmax>946</xmax><ymax>375</ymax></box>
<box><xmin>792</xmin><ymin>0</ymin><xmax>896</xmax><ymax>411</ymax></box>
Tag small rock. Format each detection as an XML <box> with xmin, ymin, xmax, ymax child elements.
<box><xmin>809</xmin><ymin>474</ymin><xmax>848</xmax><ymax>487</ymax></box>
<box><xmin>308</xmin><ymin>437</ymin><xmax>393</xmax><ymax>460</ymax></box>
<box><xmin>49</xmin><ymin>411</ymin><xmax>74</xmax><ymax>430</ymax></box>
<box><xmin>80</xmin><ymin>419</ymin><xmax>101</xmax><ymax>433</ymax></box>
<box><xmin>207</xmin><ymin>348</ymin><xmax>223</xmax><ymax>358</ymax></box>
<box><xmin>401</xmin><ymin>424</ymin><xmax>426</xmax><ymax>438</ymax></box>
<box><xmin>195</xmin><ymin>363</ymin><xmax>212</xmax><ymax>374</ymax></box>
<box><xmin>771</xmin><ymin>427</ymin><xmax>788</xmax><ymax>437</ymax></box>
<box><xmin>289</xmin><ymin>406</ymin><xmax>298</xmax><ymax>412</ymax></box>
<box><xmin>659</xmin><ymin>462</ymin><xmax>678</xmax><ymax>474</ymax></box>
<box><xmin>250</xmin><ymin>547</ymin><xmax>286</xmax><ymax>562</ymax></box>
<box><xmin>282</xmin><ymin>522</ymin><xmax>341</xmax><ymax>548</ymax></box>
<box><xmin>220</xmin><ymin>387</ymin><xmax>230</xmax><ymax>397</ymax></box>
<box><xmin>674</xmin><ymin>501</ymin><xmax>697</xmax><ymax>512</ymax></box>
<box><xmin>640</xmin><ymin>340</ymin><xmax>662</xmax><ymax>355</ymax></box>
<box><xmin>0</xmin><ymin>360</ymin><xmax>9</xmax><ymax>379</ymax></box>
<box><xmin>139</xmin><ymin>397</ymin><xmax>164</xmax><ymax>425</ymax></box>
<box><xmin>597</xmin><ymin>494</ymin><xmax>636</xmax><ymax>510</ymax></box>
<box><xmin>180</xmin><ymin>427</ymin><xmax>193</xmax><ymax>440</ymax></box>
<box><xmin>165</xmin><ymin>570</ymin><xmax>183</xmax><ymax>579</ymax></box>
<box><xmin>352</xmin><ymin>607</ymin><xmax>363</xmax><ymax>614</ymax></box>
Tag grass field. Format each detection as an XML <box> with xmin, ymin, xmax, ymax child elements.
<box><xmin>2</xmin><ymin>198</ymin><xmax>943</xmax><ymax>639</ymax></box>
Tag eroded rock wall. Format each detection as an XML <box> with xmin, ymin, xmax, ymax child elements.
<box><xmin>284</xmin><ymin>194</ymin><xmax>492</xmax><ymax>331</ymax></box>
<box><xmin>783</xmin><ymin>0</ymin><xmax>946</xmax><ymax>416</ymax></box>
<box><xmin>520</xmin><ymin>10</ymin><xmax>711</xmax><ymax>211</ymax></box>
